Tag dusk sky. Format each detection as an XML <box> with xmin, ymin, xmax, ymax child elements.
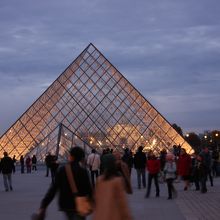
<box><xmin>0</xmin><ymin>0</ymin><xmax>220</xmax><ymax>136</ymax></box>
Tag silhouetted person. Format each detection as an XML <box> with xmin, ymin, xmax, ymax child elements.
<box><xmin>45</xmin><ymin>152</ymin><xmax>53</xmax><ymax>177</ymax></box>
<box><xmin>32</xmin><ymin>155</ymin><xmax>37</xmax><ymax>171</ymax></box>
<box><xmin>1</xmin><ymin>152</ymin><xmax>14</xmax><ymax>191</ymax></box>
<box><xmin>20</xmin><ymin>155</ymin><xmax>24</xmax><ymax>174</ymax></box>
<box><xmin>12</xmin><ymin>155</ymin><xmax>16</xmax><ymax>173</ymax></box>
<box><xmin>26</xmin><ymin>156</ymin><xmax>32</xmax><ymax>173</ymax></box>
<box><xmin>50</xmin><ymin>155</ymin><xmax>59</xmax><ymax>184</ymax></box>
<box><xmin>134</xmin><ymin>146</ymin><xmax>147</xmax><ymax>189</ymax></box>
<box><xmin>122</xmin><ymin>148</ymin><xmax>133</xmax><ymax>175</ymax></box>
<box><xmin>199</xmin><ymin>147</ymin><xmax>213</xmax><ymax>190</ymax></box>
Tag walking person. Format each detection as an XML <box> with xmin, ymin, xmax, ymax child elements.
<box><xmin>133</xmin><ymin>146</ymin><xmax>147</xmax><ymax>189</ymax></box>
<box><xmin>35</xmin><ymin>147</ymin><xmax>93</xmax><ymax>220</ymax></box>
<box><xmin>50</xmin><ymin>155</ymin><xmax>59</xmax><ymax>184</ymax></box>
<box><xmin>200</xmin><ymin>147</ymin><xmax>213</xmax><ymax>187</ymax></box>
<box><xmin>12</xmin><ymin>155</ymin><xmax>16</xmax><ymax>173</ymax></box>
<box><xmin>45</xmin><ymin>152</ymin><xmax>53</xmax><ymax>177</ymax></box>
<box><xmin>20</xmin><ymin>155</ymin><xmax>25</xmax><ymax>174</ymax></box>
<box><xmin>114</xmin><ymin>152</ymin><xmax>133</xmax><ymax>194</ymax></box>
<box><xmin>145</xmin><ymin>151</ymin><xmax>160</xmax><ymax>198</ymax></box>
<box><xmin>0</xmin><ymin>152</ymin><xmax>14</xmax><ymax>191</ymax></box>
<box><xmin>196</xmin><ymin>155</ymin><xmax>208</xmax><ymax>193</ymax></box>
<box><xmin>177</xmin><ymin>148</ymin><xmax>192</xmax><ymax>191</ymax></box>
<box><xmin>122</xmin><ymin>148</ymin><xmax>133</xmax><ymax>176</ymax></box>
<box><xmin>87</xmin><ymin>149</ymin><xmax>100</xmax><ymax>187</ymax></box>
<box><xmin>32</xmin><ymin>155</ymin><xmax>37</xmax><ymax>171</ymax></box>
<box><xmin>164</xmin><ymin>153</ymin><xmax>177</xmax><ymax>199</ymax></box>
<box><xmin>26</xmin><ymin>156</ymin><xmax>32</xmax><ymax>173</ymax></box>
<box><xmin>92</xmin><ymin>154</ymin><xmax>133</xmax><ymax>220</ymax></box>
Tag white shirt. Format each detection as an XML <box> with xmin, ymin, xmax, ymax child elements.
<box><xmin>87</xmin><ymin>153</ymin><xmax>101</xmax><ymax>171</ymax></box>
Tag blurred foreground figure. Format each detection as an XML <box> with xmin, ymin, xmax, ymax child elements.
<box><xmin>36</xmin><ymin>147</ymin><xmax>92</xmax><ymax>220</ymax></box>
<box><xmin>92</xmin><ymin>154</ymin><xmax>133</xmax><ymax>220</ymax></box>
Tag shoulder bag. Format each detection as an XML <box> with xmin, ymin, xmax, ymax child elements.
<box><xmin>65</xmin><ymin>164</ymin><xmax>93</xmax><ymax>217</ymax></box>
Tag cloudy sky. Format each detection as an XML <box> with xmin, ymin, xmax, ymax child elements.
<box><xmin>0</xmin><ymin>0</ymin><xmax>220</xmax><ymax>136</ymax></box>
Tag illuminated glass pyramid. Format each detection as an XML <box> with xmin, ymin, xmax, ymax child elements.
<box><xmin>0</xmin><ymin>43</ymin><xmax>193</xmax><ymax>161</ymax></box>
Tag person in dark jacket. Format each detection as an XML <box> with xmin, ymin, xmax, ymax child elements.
<box><xmin>20</xmin><ymin>155</ymin><xmax>25</xmax><ymax>174</ymax></box>
<box><xmin>133</xmin><ymin>146</ymin><xmax>147</xmax><ymax>189</ymax></box>
<box><xmin>1</xmin><ymin>152</ymin><xmax>14</xmax><ymax>191</ymax></box>
<box><xmin>122</xmin><ymin>148</ymin><xmax>133</xmax><ymax>175</ymax></box>
<box><xmin>199</xmin><ymin>147</ymin><xmax>213</xmax><ymax>186</ymax></box>
<box><xmin>45</xmin><ymin>152</ymin><xmax>53</xmax><ymax>177</ymax></box>
<box><xmin>32</xmin><ymin>155</ymin><xmax>37</xmax><ymax>171</ymax></box>
<box><xmin>36</xmin><ymin>147</ymin><xmax>93</xmax><ymax>220</ymax></box>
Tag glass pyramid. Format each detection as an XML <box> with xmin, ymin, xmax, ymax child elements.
<box><xmin>0</xmin><ymin>43</ymin><xmax>193</xmax><ymax>161</ymax></box>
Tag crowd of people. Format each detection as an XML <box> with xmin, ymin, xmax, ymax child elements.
<box><xmin>0</xmin><ymin>145</ymin><xmax>220</xmax><ymax>220</ymax></box>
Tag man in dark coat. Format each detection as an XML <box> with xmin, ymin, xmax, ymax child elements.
<box><xmin>36</xmin><ymin>147</ymin><xmax>93</xmax><ymax>220</ymax></box>
<box><xmin>133</xmin><ymin>146</ymin><xmax>147</xmax><ymax>189</ymax></box>
<box><xmin>1</xmin><ymin>152</ymin><xmax>14</xmax><ymax>191</ymax></box>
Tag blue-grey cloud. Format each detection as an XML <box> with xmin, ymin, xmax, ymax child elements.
<box><xmin>0</xmin><ymin>0</ymin><xmax>220</xmax><ymax>135</ymax></box>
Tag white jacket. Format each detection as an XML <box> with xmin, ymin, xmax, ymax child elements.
<box><xmin>164</xmin><ymin>161</ymin><xmax>176</xmax><ymax>179</ymax></box>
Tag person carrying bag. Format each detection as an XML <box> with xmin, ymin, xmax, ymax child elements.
<box><xmin>65</xmin><ymin>164</ymin><xmax>93</xmax><ymax>217</ymax></box>
<box><xmin>33</xmin><ymin>147</ymin><xmax>93</xmax><ymax>220</ymax></box>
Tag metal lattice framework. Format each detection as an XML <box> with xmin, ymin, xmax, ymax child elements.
<box><xmin>0</xmin><ymin>43</ymin><xmax>193</xmax><ymax>160</ymax></box>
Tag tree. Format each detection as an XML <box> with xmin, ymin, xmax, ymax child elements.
<box><xmin>172</xmin><ymin>123</ymin><xmax>183</xmax><ymax>136</ymax></box>
<box><xmin>185</xmin><ymin>132</ymin><xmax>201</xmax><ymax>153</ymax></box>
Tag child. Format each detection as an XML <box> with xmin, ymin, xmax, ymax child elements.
<box><xmin>164</xmin><ymin>153</ymin><xmax>177</xmax><ymax>199</ymax></box>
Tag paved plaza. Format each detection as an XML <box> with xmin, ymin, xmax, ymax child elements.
<box><xmin>0</xmin><ymin>167</ymin><xmax>220</xmax><ymax>220</ymax></box>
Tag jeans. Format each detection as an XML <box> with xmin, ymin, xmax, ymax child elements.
<box><xmin>3</xmin><ymin>173</ymin><xmax>12</xmax><ymax>191</ymax></box>
<box><xmin>146</xmin><ymin>173</ymin><xmax>160</xmax><ymax>197</ymax></box>
<box><xmin>136</xmin><ymin>168</ymin><xmax>146</xmax><ymax>189</ymax></box>
<box><xmin>166</xmin><ymin>178</ymin><xmax>175</xmax><ymax>198</ymax></box>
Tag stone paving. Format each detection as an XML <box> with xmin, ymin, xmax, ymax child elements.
<box><xmin>175</xmin><ymin>180</ymin><xmax>220</xmax><ymax>220</ymax></box>
<box><xmin>0</xmin><ymin>166</ymin><xmax>220</xmax><ymax>220</ymax></box>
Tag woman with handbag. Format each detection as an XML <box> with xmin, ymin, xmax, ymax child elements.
<box><xmin>35</xmin><ymin>147</ymin><xmax>93</xmax><ymax>220</ymax></box>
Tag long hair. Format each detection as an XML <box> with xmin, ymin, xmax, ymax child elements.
<box><xmin>102</xmin><ymin>154</ymin><xmax>119</xmax><ymax>180</ymax></box>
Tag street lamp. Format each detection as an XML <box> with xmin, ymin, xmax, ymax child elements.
<box><xmin>215</xmin><ymin>133</ymin><xmax>219</xmax><ymax>151</ymax></box>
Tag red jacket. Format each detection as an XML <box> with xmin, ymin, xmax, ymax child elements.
<box><xmin>146</xmin><ymin>159</ymin><xmax>161</xmax><ymax>174</ymax></box>
<box><xmin>177</xmin><ymin>154</ymin><xmax>192</xmax><ymax>176</ymax></box>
